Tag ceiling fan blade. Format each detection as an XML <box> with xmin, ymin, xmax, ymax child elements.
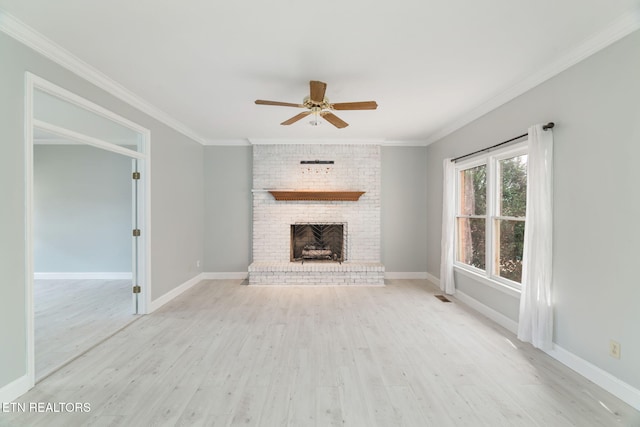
<box><xmin>309</xmin><ymin>81</ymin><xmax>327</xmax><ymax>103</ymax></box>
<box><xmin>281</xmin><ymin>111</ymin><xmax>312</xmax><ymax>125</ymax></box>
<box><xmin>255</xmin><ymin>100</ymin><xmax>305</xmax><ymax>108</ymax></box>
<box><xmin>331</xmin><ymin>101</ymin><xmax>378</xmax><ymax>110</ymax></box>
<box><xmin>320</xmin><ymin>112</ymin><xmax>349</xmax><ymax>129</ymax></box>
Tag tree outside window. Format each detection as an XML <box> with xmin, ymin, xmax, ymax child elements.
<box><xmin>495</xmin><ymin>154</ymin><xmax>527</xmax><ymax>283</ymax></box>
<box><xmin>457</xmin><ymin>165</ymin><xmax>486</xmax><ymax>270</ymax></box>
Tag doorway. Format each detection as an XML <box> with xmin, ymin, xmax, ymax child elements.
<box><xmin>25</xmin><ymin>73</ymin><xmax>151</xmax><ymax>385</ymax></box>
<box><xmin>33</xmin><ymin>137</ymin><xmax>135</xmax><ymax>379</ymax></box>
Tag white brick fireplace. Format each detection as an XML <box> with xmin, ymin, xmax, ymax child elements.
<box><xmin>248</xmin><ymin>144</ymin><xmax>385</xmax><ymax>285</ymax></box>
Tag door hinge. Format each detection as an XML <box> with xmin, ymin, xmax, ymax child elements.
<box><xmin>132</xmin><ymin>172</ymin><xmax>141</xmax><ymax>180</ymax></box>
<box><xmin>133</xmin><ymin>229</ymin><xmax>141</xmax><ymax>237</ymax></box>
<box><xmin>132</xmin><ymin>285</ymin><xmax>141</xmax><ymax>294</ymax></box>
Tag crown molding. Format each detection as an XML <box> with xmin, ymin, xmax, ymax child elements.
<box><xmin>204</xmin><ymin>138</ymin><xmax>427</xmax><ymax>146</ymax></box>
<box><xmin>203</xmin><ymin>139</ymin><xmax>251</xmax><ymax>146</ymax></box>
<box><xmin>380</xmin><ymin>139</ymin><xmax>428</xmax><ymax>147</ymax></box>
<box><xmin>424</xmin><ymin>8</ymin><xmax>640</xmax><ymax>146</ymax></box>
<box><xmin>0</xmin><ymin>9</ymin><xmax>208</xmax><ymax>146</ymax></box>
<box><xmin>248</xmin><ymin>138</ymin><xmax>386</xmax><ymax>145</ymax></box>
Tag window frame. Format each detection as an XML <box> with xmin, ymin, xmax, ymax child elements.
<box><xmin>453</xmin><ymin>140</ymin><xmax>528</xmax><ymax>292</ymax></box>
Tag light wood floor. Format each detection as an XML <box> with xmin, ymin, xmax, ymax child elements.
<box><xmin>35</xmin><ymin>279</ymin><xmax>138</xmax><ymax>380</ymax></box>
<box><xmin>4</xmin><ymin>279</ymin><xmax>638</xmax><ymax>426</ymax></box>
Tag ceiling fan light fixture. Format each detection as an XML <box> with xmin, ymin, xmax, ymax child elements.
<box><xmin>309</xmin><ymin>110</ymin><xmax>321</xmax><ymax>126</ymax></box>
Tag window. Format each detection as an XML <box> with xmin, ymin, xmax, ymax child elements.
<box><xmin>455</xmin><ymin>143</ymin><xmax>528</xmax><ymax>288</ymax></box>
<box><xmin>456</xmin><ymin>164</ymin><xmax>486</xmax><ymax>270</ymax></box>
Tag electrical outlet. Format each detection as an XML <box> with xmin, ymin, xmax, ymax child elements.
<box><xmin>609</xmin><ymin>340</ymin><xmax>621</xmax><ymax>359</ymax></box>
<box><xmin>196</xmin><ymin>260</ymin><xmax>201</xmax><ymax>268</ymax></box>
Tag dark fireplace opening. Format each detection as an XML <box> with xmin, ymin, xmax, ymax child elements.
<box><xmin>291</xmin><ymin>223</ymin><xmax>345</xmax><ymax>263</ymax></box>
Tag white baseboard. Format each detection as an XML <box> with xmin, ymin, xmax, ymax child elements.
<box><xmin>34</xmin><ymin>272</ymin><xmax>132</xmax><ymax>280</ymax></box>
<box><xmin>425</xmin><ymin>272</ymin><xmax>441</xmax><ymax>287</ymax></box>
<box><xmin>545</xmin><ymin>345</ymin><xmax>640</xmax><ymax>411</ymax></box>
<box><xmin>201</xmin><ymin>272</ymin><xmax>248</xmax><ymax>280</ymax></box>
<box><xmin>0</xmin><ymin>374</ymin><xmax>31</xmax><ymax>403</ymax></box>
<box><xmin>248</xmin><ymin>283</ymin><xmax>385</xmax><ymax>287</ymax></box>
<box><xmin>384</xmin><ymin>272</ymin><xmax>428</xmax><ymax>280</ymax></box>
<box><xmin>452</xmin><ymin>290</ymin><xmax>519</xmax><ymax>334</ymax></box>
<box><xmin>451</xmin><ymin>289</ymin><xmax>640</xmax><ymax>410</ymax></box>
<box><xmin>148</xmin><ymin>273</ymin><xmax>204</xmax><ymax>313</ymax></box>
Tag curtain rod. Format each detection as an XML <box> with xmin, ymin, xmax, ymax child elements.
<box><xmin>451</xmin><ymin>122</ymin><xmax>555</xmax><ymax>163</ymax></box>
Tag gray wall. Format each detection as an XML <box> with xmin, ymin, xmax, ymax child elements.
<box><xmin>426</xmin><ymin>30</ymin><xmax>640</xmax><ymax>390</ymax></box>
<box><xmin>381</xmin><ymin>146</ymin><xmax>428</xmax><ymax>272</ymax></box>
<box><xmin>0</xmin><ymin>31</ymin><xmax>204</xmax><ymax>389</ymax></box>
<box><xmin>34</xmin><ymin>145</ymin><xmax>132</xmax><ymax>273</ymax></box>
<box><xmin>200</xmin><ymin>145</ymin><xmax>430</xmax><ymax>273</ymax></box>
<box><xmin>203</xmin><ymin>146</ymin><xmax>252</xmax><ymax>272</ymax></box>
<box><xmin>150</xmin><ymin>126</ymin><xmax>204</xmax><ymax>299</ymax></box>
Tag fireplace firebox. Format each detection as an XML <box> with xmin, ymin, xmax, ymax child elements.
<box><xmin>291</xmin><ymin>223</ymin><xmax>345</xmax><ymax>263</ymax></box>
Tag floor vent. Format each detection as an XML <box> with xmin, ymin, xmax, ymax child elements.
<box><xmin>435</xmin><ymin>295</ymin><xmax>451</xmax><ymax>303</ymax></box>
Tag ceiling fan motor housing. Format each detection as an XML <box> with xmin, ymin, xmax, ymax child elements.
<box><xmin>303</xmin><ymin>96</ymin><xmax>331</xmax><ymax>111</ymax></box>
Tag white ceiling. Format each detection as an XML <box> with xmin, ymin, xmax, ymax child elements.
<box><xmin>1</xmin><ymin>1</ymin><xmax>639</xmax><ymax>145</ymax></box>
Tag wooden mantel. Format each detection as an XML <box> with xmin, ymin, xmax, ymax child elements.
<box><xmin>268</xmin><ymin>190</ymin><xmax>365</xmax><ymax>201</ymax></box>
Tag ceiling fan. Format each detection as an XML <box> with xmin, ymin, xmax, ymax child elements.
<box><xmin>255</xmin><ymin>80</ymin><xmax>378</xmax><ymax>129</ymax></box>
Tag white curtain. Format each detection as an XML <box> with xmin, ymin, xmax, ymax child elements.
<box><xmin>440</xmin><ymin>158</ymin><xmax>456</xmax><ymax>295</ymax></box>
<box><xmin>518</xmin><ymin>124</ymin><xmax>554</xmax><ymax>349</ymax></box>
